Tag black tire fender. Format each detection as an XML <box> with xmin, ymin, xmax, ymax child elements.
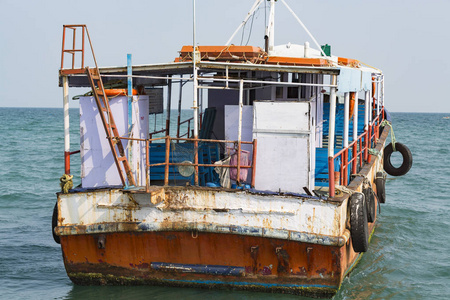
<box><xmin>375</xmin><ymin>171</ymin><xmax>386</xmax><ymax>204</ymax></box>
<box><xmin>383</xmin><ymin>142</ymin><xmax>413</xmax><ymax>176</ymax></box>
<box><xmin>363</xmin><ymin>187</ymin><xmax>376</xmax><ymax>223</ymax></box>
<box><xmin>350</xmin><ymin>192</ymin><xmax>369</xmax><ymax>253</ymax></box>
<box><xmin>52</xmin><ymin>202</ymin><xmax>60</xmax><ymax>244</ymax></box>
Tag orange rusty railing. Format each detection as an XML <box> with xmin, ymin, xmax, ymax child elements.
<box><xmin>60</xmin><ymin>25</ymin><xmax>89</xmax><ymax>75</ymax></box>
<box><xmin>117</xmin><ymin>135</ymin><xmax>257</xmax><ymax>192</ymax></box>
<box><xmin>147</xmin><ymin>136</ymin><xmax>257</xmax><ymax>188</ymax></box>
<box><xmin>328</xmin><ymin>108</ymin><xmax>385</xmax><ymax>196</ymax></box>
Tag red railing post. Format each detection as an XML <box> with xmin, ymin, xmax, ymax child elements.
<box><xmin>81</xmin><ymin>26</ymin><xmax>85</xmax><ymax>69</ymax></box>
<box><xmin>64</xmin><ymin>151</ymin><xmax>70</xmax><ymax>175</ymax></box>
<box><xmin>61</xmin><ymin>27</ymin><xmax>67</xmax><ymax>70</ymax></box>
<box><xmin>352</xmin><ymin>142</ymin><xmax>357</xmax><ymax>174</ymax></box>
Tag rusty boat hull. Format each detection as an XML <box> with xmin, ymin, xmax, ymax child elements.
<box><xmin>55</xmin><ymin>128</ymin><xmax>387</xmax><ymax>298</ymax></box>
<box><xmin>61</xmin><ymin>230</ymin><xmax>368</xmax><ymax>298</ymax></box>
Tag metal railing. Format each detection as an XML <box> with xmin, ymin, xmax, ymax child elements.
<box><xmin>116</xmin><ymin>135</ymin><xmax>257</xmax><ymax>192</ymax></box>
<box><xmin>60</xmin><ymin>25</ymin><xmax>89</xmax><ymax>75</ymax></box>
<box><xmin>149</xmin><ymin>113</ymin><xmax>203</xmax><ymax>141</ymax></box>
<box><xmin>328</xmin><ymin>108</ymin><xmax>385</xmax><ymax>196</ymax></box>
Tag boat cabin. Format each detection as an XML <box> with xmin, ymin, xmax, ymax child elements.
<box><xmin>61</xmin><ymin>28</ymin><xmax>385</xmax><ymax>198</ymax></box>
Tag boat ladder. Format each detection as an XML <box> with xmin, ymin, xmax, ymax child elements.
<box><xmin>60</xmin><ymin>24</ymin><xmax>136</xmax><ymax>187</ymax></box>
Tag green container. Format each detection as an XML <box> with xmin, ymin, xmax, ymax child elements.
<box><xmin>321</xmin><ymin>44</ymin><xmax>331</xmax><ymax>56</ymax></box>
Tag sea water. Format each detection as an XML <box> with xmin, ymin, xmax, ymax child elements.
<box><xmin>0</xmin><ymin>108</ymin><xmax>449</xmax><ymax>299</ymax></box>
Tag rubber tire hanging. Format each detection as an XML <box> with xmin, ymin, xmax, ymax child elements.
<box><xmin>375</xmin><ymin>171</ymin><xmax>387</xmax><ymax>203</ymax></box>
<box><xmin>350</xmin><ymin>192</ymin><xmax>369</xmax><ymax>253</ymax></box>
<box><xmin>52</xmin><ymin>202</ymin><xmax>60</xmax><ymax>244</ymax></box>
<box><xmin>383</xmin><ymin>142</ymin><xmax>413</xmax><ymax>176</ymax></box>
<box><xmin>363</xmin><ymin>187</ymin><xmax>376</xmax><ymax>223</ymax></box>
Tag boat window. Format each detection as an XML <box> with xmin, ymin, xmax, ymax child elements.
<box><xmin>275</xmin><ymin>73</ymin><xmax>301</xmax><ymax>101</ymax></box>
<box><xmin>287</xmin><ymin>73</ymin><xmax>299</xmax><ymax>99</ymax></box>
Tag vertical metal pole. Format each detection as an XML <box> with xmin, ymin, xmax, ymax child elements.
<box><xmin>364</xmin><ymin>90</ymin><xmax>369</xmax><ymax>131</ymax></box>
<box><xmin>61</xmin><ymin>26</ymin><xmax>66</xmax><ymax>70</ymax></box>
<box><xmin>193</xmin><ymin>0</ymin><xmax>199</xmax><ymax>186</ymax></box>
<box><xmin>177</xmin><ymin>75</ymin><xmax>183</xmax><ymax>139</ymax></box>
<box><xmin>164</xmin><ymin>136</ymin><xmax>170</xmax><ymax>186</ymax></box>
<box><xmin>369</xmin><ymin>86</ymin><xmax>373</xmax><ymax>151</ymax></box>
<box><xmin>237</xmin><ymin>79</ymin><xmax>244</xmax><ymax>185</ymax></box>
<box><xmin>381</xmin><ymin>75</ymin><xmax>385</xmax><ymax>120</ymax></box>
<box><xmin>365</xmin><ymin>90</ymin><xmax>370</xmax><ymax>162</ymax></box>
<box><xmin>63</xmin><ymin>76</ymin><xmax>70</xmax><ymax>175</ymax></box>
<box><xmin>81</xmin><ymin>26</ymin><xmax>85</xmax><ymax>68</ymax></box>
<box><xmin>146</xmin><ymin>140</ymin><xmax>149</xmax><ymax>193</ymax></box>
<box><xmin>193</xmin><ymin>68</ymin><xmax>199</xmax><ymax>186</ymax></box>
<box><xmin>71</xmin><ymin>29</ymin><xmax>76</xmax><ymax>69</ymax></box>
<box><xmin>383</xmin><ymin>75</ymin><xmax>385</xmax><ymax>116</ymax></box>
<box><xmin>268</xmin><ymin>0</ymin><xmax>275</xmax><ymax>53</ymax></box>
<box><xmin>127</xmin><ymin>54</ymin><xmax>133</xmax><ymax>185</ymax></box>
<box><xmin>328</xmin><ymin>75</ymin><xmax>337</xmax><ymax>197</ymax></box>
<box><xmin>377</xmin><ymin>75</ymin><xmax>380</xmax><ymax>117</ymax></box>
<box><xmin>343</xmin><ymin>92</ymin><xmax>349</xmax><ymax>148</ymax></box>
<box><xmin>166</xmin><ymin>76</ymin><xmax>172</xmax><ymax>136</ymax></box>
<box><xmin>352</xmin><ymin>92</ymin><xmax>358</xmax><ymax>141</ymax></box>
<box><xmin>226</xmin><ymin>66</ymin><xmax>229</xmax><ymax>88</ymax></box>
<box><xmin>352</xmin><ymin>91</ymin><xmax>358</xmax><ymax>174</ymax></box>
<box><xmin>370</xmin><ymin>79</ymin><xmax>375</xmax><ymax>124</ymax></box>
<box><xmin>251</xmin><ymin>139</ymin><xmax>257</xmax><ymax>188</ymax></box>
<box><xmin>343</xmin><ymin>92</ymin><xmax>349</xmax><ymax>186</ymax></box>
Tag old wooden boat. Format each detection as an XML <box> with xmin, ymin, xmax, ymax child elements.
<box><xmin>53</xmin><ymin>1</ymin><xmax>412</xmax><ymax>297</ymax></box>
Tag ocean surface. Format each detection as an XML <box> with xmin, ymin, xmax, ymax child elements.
<box><xmin>0</xmin><ymin>108</ymin><xmax>449</xmax><ymax>299</ymax></box>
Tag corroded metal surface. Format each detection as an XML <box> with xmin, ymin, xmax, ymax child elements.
<box><xmin>61</xmin><ymin>231</ymin><xmax>342</xmax><ymax>298</ymax></box>
<box><xmin>57</xmin><ymin>187</ymin><xmax>349</xmax><ymax>245</ymax></box>
<box><xmin>55</xmin><ymin>124</ymin><xmax>388</xmax><ymax>298</ymax></box>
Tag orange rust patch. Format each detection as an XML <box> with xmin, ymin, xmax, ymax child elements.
<box><xmin>338</xmin><ymin>57</ymin><xmax>360</xmax><ymax>67</ymax></box>
<box><xmin>61</xmin><ymin>231</ymin><xmax>345</xmax><ymax>288</ymax></box>
<box><xmin>176</xmin><ymin>45</ymin><xmax>264</xmax><ymax>63</ymax></box>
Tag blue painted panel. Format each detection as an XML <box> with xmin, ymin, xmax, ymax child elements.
<box><xmin>151</xmin><ymin>262</ymin><xmax>245</xmax><ymax>276</ymax></box>
<box><xmin>337</xmin><ymin>67</ymin><xmax>372</xmax><ymax>94</ymax></box>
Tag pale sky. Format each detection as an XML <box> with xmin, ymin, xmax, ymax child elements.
<box><xmin>1</xmin><ymin>0</ymin><xmax>449</xmax><ymax>113</ymax></box>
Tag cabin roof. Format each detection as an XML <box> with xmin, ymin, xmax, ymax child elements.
<box><xmin>60</xmin><ymin>61</ymin><xmax>342</xmax><ymax>88</ymax></box>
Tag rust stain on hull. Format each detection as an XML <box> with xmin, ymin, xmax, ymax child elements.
<box><xmin>59</xmin><ymin>230</ymin><xmax>371</xmax><ymax>298</ymax></box>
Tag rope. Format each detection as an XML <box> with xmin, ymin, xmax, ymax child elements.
<box><xmin>381</xmin><ymin>120</ymin><xmax>397</xmax><ymax>152</ymax></box>
<box><xmin>335</xmin><ymin>185</ymin><xmax>355</xmax><ymax>196</ymax></box>
<box><xmin>60</xmin><ymin>174</ymin><xmax>73</xmax><ymax>194</ymax></box>
<box><xmin>368</xmin><ymin>148</ymin><xmax>381</xmax><ymax>157</ymax></box>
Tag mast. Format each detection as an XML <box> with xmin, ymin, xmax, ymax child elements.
<box><xmin>267</xmin><ymin>0</ymin><xmax>275</xmax><ymax>54</ymax></box>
